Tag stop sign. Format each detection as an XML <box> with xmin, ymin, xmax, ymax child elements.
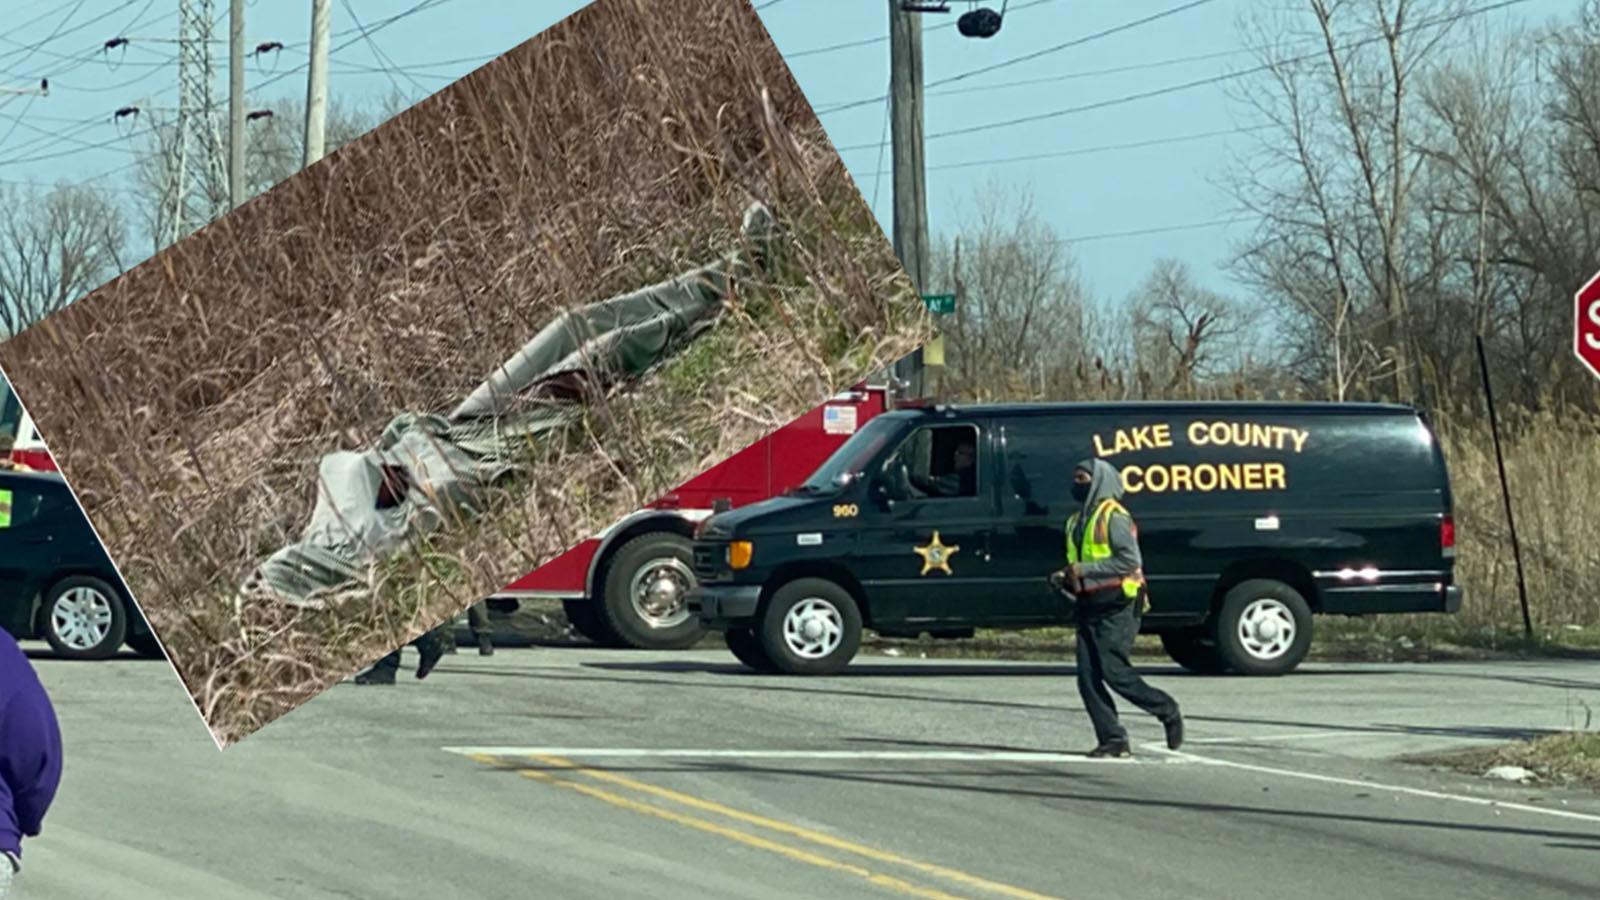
<box><xmin>1579</xmin><ymin>270</ymin><xmax>1600</xmax><ymax>382</ymax></box>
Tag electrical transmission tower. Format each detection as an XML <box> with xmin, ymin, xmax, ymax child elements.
<box><xmin>166</xmin><ymin>0</ymin><xmax>229</xmax><ymax>245</ymax></box>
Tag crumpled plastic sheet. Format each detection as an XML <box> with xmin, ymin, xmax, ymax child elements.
<box><xmin>236</xmin><ymin>202</ymin><xmax>780</xmax><ymax>612</ymax></box>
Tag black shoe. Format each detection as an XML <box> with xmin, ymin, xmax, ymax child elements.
<box><xmin>353</xmin><ymin>669</ymin><xmax>395</xmax><ymax>685</ymax></box>
<box><xmin>1164</xmin><ymin>713</ymin><xmax>1185</xmax><ymax>751</ymax></box>
<box><xmin>1087</xmin><ymin>742</ymin><xmax>1132</xmax><ymax>759</ymax></box>
<box><xmin>416</xmin><ymin>644</ymin><xmax>444</xmax><ymax>680</ymax></box>
<box><xmin>478</xmin><ymin>635</ymin><xmax>494</xmax><ymax>657</ymax></box>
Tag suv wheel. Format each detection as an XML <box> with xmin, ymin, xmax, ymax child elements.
<box><xmin>1212</xmin><ymin>579</ymin><xmax>1313</xmax><ymax>676</ymax></box>
<box><xmin>41</xmin><ymin>576</ymin><xmax>129</xmax><ymax>660</ymax></box>
<box><xmin>758</xmin><ymin>578</ymin><xmax>862</xmax><ymax>675</ymax></box>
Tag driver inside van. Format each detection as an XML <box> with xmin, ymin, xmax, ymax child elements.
<box><xmin>910</xmin><ymin>433</ymin><xmax>977</xmax><ymax>498</ymax></box>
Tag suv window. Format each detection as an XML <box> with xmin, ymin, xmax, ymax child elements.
<box><xmin>0</xmin><ymin>481</ymin><xmax>61</xmax><ymax>530</ymax></box>
<box><xmin>886</xmin><ymin>424</ymin><xmax>980</xmax><ymax>500</ymax></box>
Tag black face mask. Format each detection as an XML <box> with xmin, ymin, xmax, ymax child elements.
<box><xmin>1071</xmin><ymin>481</ymin><xmax>1090</xmax><ymax>502</ymax></box>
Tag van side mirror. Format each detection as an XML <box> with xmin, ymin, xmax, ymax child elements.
<box><xmin>871</xmin><ymin>478</ymin><xmax>895</xmax><ymax>510</ymax></box>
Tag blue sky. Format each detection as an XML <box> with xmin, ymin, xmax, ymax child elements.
<box><xmin>0</xmin><ymin>0</ymin><xmax>1577</xmax><ymax>304</ymax></box>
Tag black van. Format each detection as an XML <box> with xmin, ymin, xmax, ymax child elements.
<box><xmin>688</xmin><ymin>402</ymin><xmax>1460</xmax><ymax>676</ymax></box>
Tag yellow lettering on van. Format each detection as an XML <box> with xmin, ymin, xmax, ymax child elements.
<box><xmin>1290</xmin><ymin>429</ymin><xmax>1309</xmax><ymax>453</ymax></box>
<box><xmin>1093</xmin><ymin>432</ymin><xmax>1114</xmax><ymax>458</ymax></box>
<box><xmin>1122</xmin><ymin>465</ymin><xmax>1144</xmax><ymax>493</ymax></box>
<box><xmin>1265</xmin><ymin>463</ymin><xmax>1287</xmax><ymax>490</ymax></box>
<box><xmin>1152</xmin><ymin>423</ymin><xmax>1173</xmax><ymax>449</ymax></box>
<box><xmin>1189</xmin><ymin>421</ymin><xmax>1209</xmax><ymax>446</ymax></box>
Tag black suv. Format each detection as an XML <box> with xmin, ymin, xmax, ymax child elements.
<box><xmin>0</xmin><ymin>469</ymin><xmax>162</xmax><ymax>660</ymax></box>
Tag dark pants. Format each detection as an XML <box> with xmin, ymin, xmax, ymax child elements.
<box><xmin>367</xmin><ymin>624</ymin><xmax>448</xmax><ymax>675</ymax></box>
<box><xmin>1076</xmin><ymin>601</ymin><xmax>1178</xmax><ymax>746</ymax></box>
<box><xmin>467</xmin><ymin>601</ymin><xmax>491</xmax><ymax>639</ymax></box>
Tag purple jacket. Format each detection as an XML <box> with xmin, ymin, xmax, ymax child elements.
<box><xmin>0</xmin><ymin>629</ymin><xmax>62</xmax><ymax>858</ymax></box>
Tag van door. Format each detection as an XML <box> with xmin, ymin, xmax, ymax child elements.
<box><xmin>986</xmin><ymin>418</ymin><xmax>1080</xmax><ymax>624</ymax></box>
<box><xmin>853</xmin><ymin>421</ymin><xmax>995</xmax><ymax>628</ymax></box>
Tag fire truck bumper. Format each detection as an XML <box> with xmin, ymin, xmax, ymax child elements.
<box><xmin>689</xmin><ymin>584</ymin><xmax>763</xmax><ymax>626</ymax></box>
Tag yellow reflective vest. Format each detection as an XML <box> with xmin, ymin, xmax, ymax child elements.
<box><xmin>0</xmin><ymin>460</ymin><xmax>33</xmax><ymax>528</ymax></box>
<box><xmin>1065</xmin><ymin>497</ymin><xmax>1149</xmax><ymax>613</ymax></box>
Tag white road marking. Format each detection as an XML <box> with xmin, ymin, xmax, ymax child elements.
<box><xmin>1183</xmin><ymin>731</ymin><xmax>1353</xmax><ymax>745</ymax></box>
<box><xmin>443</xmin><ymin>747</ymin><xmax>1184</xmax><ymax>764</ymax></box>
<box><xmin>1140</xmin><ymin>743</ymin><xmax>1600</xmax><ymax>826</ymax></box>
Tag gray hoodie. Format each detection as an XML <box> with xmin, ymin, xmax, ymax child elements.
<box><xmin>1070</xmin><ymin>458</ymin><xmax>1142</xmax><ymax>585</ymax></box>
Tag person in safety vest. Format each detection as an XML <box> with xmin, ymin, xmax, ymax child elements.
<box><xmin>0</xmin><ymin>434</ymin><xmax>33</xmax><ymax>530</ymax></box>
<box><xmin>1050</xmin><ymin>459</ymin><xmax>1183</xmax><ymax>758</ymax></box>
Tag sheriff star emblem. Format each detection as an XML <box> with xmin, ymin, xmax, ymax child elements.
<box><xmin>913</xmin><ymin>531</ymin><xmax>959</xmax><ymax>576</ymax></box>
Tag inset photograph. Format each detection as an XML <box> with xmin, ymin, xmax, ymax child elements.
<box><xmin>0</xmin><ymin>0</ymin><xmax>926</xmax><ymax>746</ymax></box>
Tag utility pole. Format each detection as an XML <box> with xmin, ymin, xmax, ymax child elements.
<box><xmin>303</xmin><ymin>0</ymin><xmax>332</xmax><ymax>168</ymax></box>
<box><xmin>889</xmin><ymin>0</ymin><xmax>930</xmax><ymax>399</ymax></box>
<box><xmin>228</xmin><ymin>0</ymin><xmax>246</xmax><ymax>209</ymax></box>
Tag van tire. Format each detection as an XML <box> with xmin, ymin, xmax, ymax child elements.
<box><xmin>40</xmin><ymin>576</ymin><xmax>128</xmax><ymax>660</ymax></box>
<box><xmin>758</xmin><ymin>578</ymin><xmax>861</xmax><ymax>675</ymax></box>
<box><xmin>598</xmin><ymin>533</ymin><xmax>706</xmax><ymax>650</ymax></box>
<box><xmin>725</xmin><ymin>628</ymin><xmax>779</xmax><ymax>672</ymax></box>
<box><xmin>1213</xmin><ymin>579</ymin><xmax>1313</xmax><ymax>676</ymax></box>
<box><xmin>563</xmin><ymin>599</ymin><xmax>626</xmax><ymax>647</ymax></box>
<box><xmin>1159</xmin><ymin>629</ymin><xmax>1230</xmax><ymax>674</ymax></box>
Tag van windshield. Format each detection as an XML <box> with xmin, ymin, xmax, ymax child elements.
<box><xmin>792</xmin><ymin>417</ymin><xmax>906</xmax><ymax>495</ymax></box>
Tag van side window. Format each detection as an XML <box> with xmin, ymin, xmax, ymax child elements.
<box><xmin>888</xmin><ymin>424</ymin><xmax>979</xmax><ymax>500</ymax></box>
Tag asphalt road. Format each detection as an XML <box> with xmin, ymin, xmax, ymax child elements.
<box><xmin>17</xmin><ymin>640</ymin><xmax>1600</xmax><ymax>900</ymax></box>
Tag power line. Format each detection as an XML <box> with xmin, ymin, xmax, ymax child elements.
<box><xmin>823</xmin><ymin>0</ymin><xmax>1222</xmax><ymax>114</ymax></box>
<box><xmin>340</xmin><ymin>0</ymin><xmax>431</xmax><ymax>98</ymax></box>
<box><xmin>836</xmin><ymin>0</ymin><xmax>1533</xmax><ymax>151</ymax></box>
<box><xmin>0</xmin><ymin>0</ymin><xmax>151</xmax><ymax>70</ymax></box>
<box><xmin>1</xmin><ymin>0</ymin><xmax>455</xmax><ymax>168</ymax></box>
<box><xmin>785</xmin><ymin>0</ymin><xmax>1061</xmax><ymax>60</ymax></box>
<box><xmin>0</xmin><ymin>0</ymin><xmax>88</xmax><ymax>77</ymax></box>
<box><xmin>845</xmin><ymin>124</ymin><xmax>1274</xmax><ymax>172</ymax></box>
<box><xmin>816</xmin><ymin>46</ymin><xmax>1253</xmax><ymax>114</ymax></box>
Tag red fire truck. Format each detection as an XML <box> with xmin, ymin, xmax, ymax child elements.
<box><xmin>490</xmin><ymin>379</ymin><xmax>906</xmax><ymax>649</ymax></box>
<box><xmin>9</xmin><ymin>410</ymin><xmax>58</xmax><ymax>472</ymax></box>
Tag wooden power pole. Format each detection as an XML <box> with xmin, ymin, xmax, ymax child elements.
<box><xmin>889</xmin><ymin>1</ymin><xmax>930</xmax><ymax>398</ymax></box>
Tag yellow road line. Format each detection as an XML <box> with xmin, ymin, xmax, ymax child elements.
<box><xmin>530</xmin><ymin>754</ymin><xmax>1062</xmax><ymax>900</ymax></box>
<box><xmin>509</xmin><ymin>765</ymin><xmax>966</xmax><ymax>900</ymax></box>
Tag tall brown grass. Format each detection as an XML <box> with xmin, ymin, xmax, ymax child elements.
<box><xmin>0</xmin><ymin>0</ymin><xmax>928</xmax><ymax>744</ymax></box>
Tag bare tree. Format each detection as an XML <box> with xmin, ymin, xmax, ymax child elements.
<box><xmin>1129</xmin><ymin>258</ymin><xmax>1244</xmax><ymax>394</ymax></box>
<box><xmin>0</xmin><ymin>182</ymin><xmax>127</xmax><ymax>337</ymax></box>
<box><xmin>1226</xmin><ymin>0</ymin><xmax>1470</xmax><ymax>401</ymax></box>
<box><xmin>928</xmin><ymin>185</ymin><xmax>1090</xmax><ymax>400</ymax></box>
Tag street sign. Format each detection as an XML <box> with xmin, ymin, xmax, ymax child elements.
<box><xmin>1578</xmin><ymin>270</ymin><xmax>1600</xmax><ymax>382</ymax></box>
<box><xmin>922</xmin><ymin>293</ymin><xmax>955</xmax><ymax>315</ymax></box>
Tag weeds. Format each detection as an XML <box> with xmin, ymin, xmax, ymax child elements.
<box><xmin>0</xmin><ymin>0</ymin><xmax>928</xmax><ymax>744</ymax></box>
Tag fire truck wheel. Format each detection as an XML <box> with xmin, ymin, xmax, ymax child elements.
<box><xmin>758</xmin><ymin>578</ymin><xmax>861</xmax><ymax>675</ymax></box>
<box><xmin>40</xmin><ymin>576</ymin><xmax>129</xmax><ymax>661</ymax></box>
<box><xmin>562</xmin><ymin>599</ymin><xmax>627</xmax><ymax>647</ymax></box>
<box><xmin>1158</xmin><ymin>628</ymin><xmax>1231</xmax><ymax>674</ymax></box>
<box><xmin>724</xmin><ymin>628</ymin><xmax>779</xmax><ymax>672</ymax></box>
<box><xmin>600</xmin><ymin>532</ymin><xmax>707</xmax><ymax>650</ymax></box>
<box><xmin>1212</xmin><ymin>579</ymin><xmax>1313</xmax><ymax>676</ymax></box>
